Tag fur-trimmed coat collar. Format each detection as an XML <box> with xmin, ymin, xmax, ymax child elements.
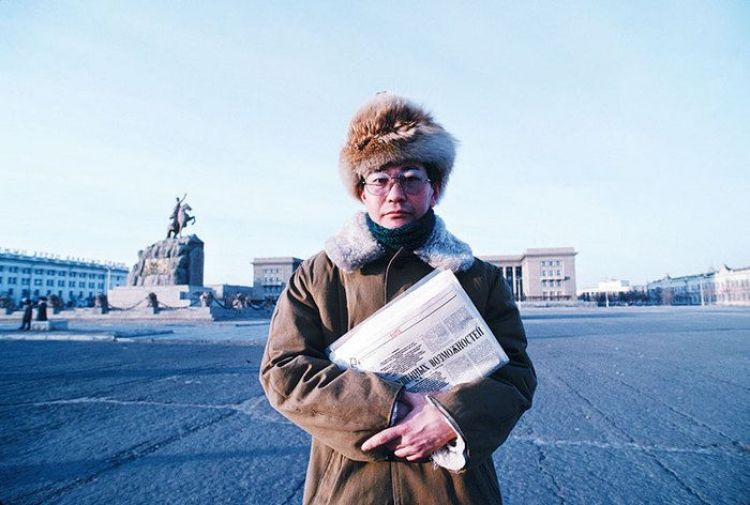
<box><xmin>325</xmin><ymin>212</ymin><xmax>474</xmax><ymax>273</ymax></box>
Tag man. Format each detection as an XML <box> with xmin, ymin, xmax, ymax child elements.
<box><xmin>260</xmin><ymin>94</ymin><xmax>536</xmax><ymax>504</ymax></box>
<box><xmin>19</xmin><ymin>299</ymin><xmax>32</xmax><ymax>331</ymax></box>
<box><xmin>35</xmin><ymin>297</ymin><xmax>48</xmax><ymax>321</ymax></box>
<box><xmin>167</xmin><ymin>194</ymin><xmax>186</xmax><ymax>239</ymax></box>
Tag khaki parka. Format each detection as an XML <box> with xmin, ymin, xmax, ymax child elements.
<box><xmin>260</xmin><ymin>215</ymin><xmax>536</xmax><ymax>505</ymax></box>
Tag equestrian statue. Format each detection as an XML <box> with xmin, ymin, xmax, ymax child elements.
<box><xmin>166</xmin><ymin>194</ymin><xmax>197</xmax><ymax>238</ymax></box>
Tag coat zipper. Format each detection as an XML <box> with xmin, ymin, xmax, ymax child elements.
<box><xmin>385</xmin><ymin>247</ymin><xmax>405</xmax><ymax>505</ymax></box>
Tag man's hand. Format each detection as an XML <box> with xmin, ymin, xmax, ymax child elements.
<box><xmin>361</xmin><ymin>392</ymin><xmax>457</xmax><ymax>461</ymax></box>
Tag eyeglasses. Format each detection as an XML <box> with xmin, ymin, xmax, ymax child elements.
<box><xmin>361</xmin><ymin>173</ymin><xmax>432</xmax><ymax>196</ymax></box>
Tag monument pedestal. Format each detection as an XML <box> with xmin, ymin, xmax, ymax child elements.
<box><xmin>31</xmin><ymin>320</ymin><xmax>69</xmax><ymax>331</ymax></box>
<box><xmin>108</xmin><ymin>285</ymin><xmax>211</xmax><ymax>309</ymax></box>
<box><xmin>127</xmin><ymin>235</ymin><xmax>204</xmax><ymax>287</ymax></box>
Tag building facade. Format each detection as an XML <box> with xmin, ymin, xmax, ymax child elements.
<box><xmin>0</xmin><ymin>248</ymin><xmax>128</xmax><ymax>305</ymax></box>
<box><xmin>251</xmin><ymin>248</ymin><xmax>577</xmax><ymax>304</ymax></box>
<box><xmin>480</xmin><ymin>247</ymin><xmax>578</xmax><ymax>302</ymax></box>
<box><xmin>577</xmin><ymin>280</ymin><xmax>648</xmax><ymax>306</ymax></box>
<box><xmin>647</xmin><ymin>265</ymin><xmax>750</xmax><ymax>306</ymax></box>
<box><xmin>252</xmin><ymin>257</ymin><xmax>303</xmax><ymax>301</ymax></box>
<box><xmin>715</xmin><ymin>265</ymin><xmax>750</xmax><ymax>306</ymax></box>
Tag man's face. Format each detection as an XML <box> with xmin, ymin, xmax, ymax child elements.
<box><xmin>359</xmin><ymin>162</ymin><xmax>440</xmax><ymax>229</ymax></box>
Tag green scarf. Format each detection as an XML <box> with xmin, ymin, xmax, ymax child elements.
<box><xmin>366</xmin><ymin>209</ymin><xmax>436</xmax><ymax>251</ymax></box>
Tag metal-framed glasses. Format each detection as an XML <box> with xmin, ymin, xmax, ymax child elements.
<box><xmin>361</xmin><ymin>173</ymin><xmax>432</xmax><ymax>196</ymax></box>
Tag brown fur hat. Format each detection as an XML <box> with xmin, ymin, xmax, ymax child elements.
<box><xmin>339</xmin><ymin>93</ymin><xmax>456</xmax><ymax>201</ymax></box>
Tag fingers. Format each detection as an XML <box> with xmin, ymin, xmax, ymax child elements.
<box><xmin>401</xmin><ymin>391</ymin><xmax>427</xmax><ymax>408</ymax></box>
<box><xmin>393</xmin><ymin>444</ymin><xmax>431</xmax><ymax>461</ymax></box>
<box><xmin>361</xmin><ymin>426</ymin><xmax>402</xmax><ymax>452</ymax></box>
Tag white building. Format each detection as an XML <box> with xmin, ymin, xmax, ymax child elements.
<box><xmin>480</xmin><ymin>247</ymin><xmax>578</xmax><ymax>302</ymax></box>
<box><xmin>646</xmin><ymin>265</ymin><xmax>750</xmax><ymax>306</ymax></box>
<box><xmin>252</xmin><ymin>248</ymin><xmax>578</xmax><ymax>304</ymax></box>
<box><xmin>0</xmin><ymin>248</ymin><xmax>128</xmax><ymax>305</ymax></box>
<box><xmin>578</xmin><ymin>279</ymin><xmax>634</xmax><ymax>298</ymax></box>
<box><xmin>714</xmin><ymin>265</ymin><xmax>750</xmax><ymax>306</ymax></box>
<box><xmin>577</xmin><ymin>279</ymin><xmax>648</xmax><ymax>306</ymax></box>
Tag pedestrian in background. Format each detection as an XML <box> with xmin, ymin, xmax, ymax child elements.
<box><xmin>35</xmin><ymin>296</ymin><xmax>48</xmax><ymax>322</ymax></box>
<box><xmin>19</xmin><ymin>299</ymin><xmax>32</xmax><ymax>330</ymax></box>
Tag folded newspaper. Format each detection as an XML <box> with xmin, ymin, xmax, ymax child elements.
<box><xmin>326</xmin><ymin>269</ymin><xmax>509</xmax><ymax>393</ymax></box>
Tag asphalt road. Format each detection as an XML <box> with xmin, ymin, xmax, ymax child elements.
<box><xmin>1</xmin><ymin>307</ymin><xmax>748</xmax><ymax>504</ymax></box>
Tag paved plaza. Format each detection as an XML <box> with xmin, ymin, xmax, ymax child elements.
<box><xmin>1</xmin><ymin>307</ymin><xmax>748</xmax><ymax>504</ymax></box>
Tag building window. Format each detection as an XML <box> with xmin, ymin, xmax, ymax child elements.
<box><xmin>0</xmin><ymin>266</ymin><xmax>3</xmax><ymax>271</ymax></box>
<box><xmin>21</xmin><ymin>278</ymin><xmax>29</xmax><ymax>285</ymax></box>
<box><xmin>9</xmin><ymin>277</ymin><xmax>17</xmax><ymax>285</ymax></box>
<box><xmin>34</xmin><ymin>279</ymin><xmax>43</xmax><ymax>286</ymax></box>
<box><xmin>46</xmin><ymin>280</ymin><xmax>54</xmax><ymax>286</ymax></box>
<box><xmin>58</xmin><ymin>280</ymin><xmax>65</xmax><ymax>287</ymax></box>
<box><xmin>12</xmin><ymin>267</ymin><xmax>21</xmax><ymax>273</ymax></box>
<box><xmin>59</xmin><ymin>271</ymin><xmax>66</xmax><ymax>277</ymax></box>
<box><xmin>34</xmin><ymin>269</ymin><xmax>43</xmax><ymax>274</ymax></box>
<box><xmin>46</xmin><ymin>270</ymin><xmax>55</xmax><ymax>275</ymax></box>
<box><xmin>79</xmin><ymin>282</ymin><xmax>85</xmax><ymax>288</ymax></box>
<box><xmin>97</xmin><ymin>283</ymin><xmax>104</xmax><ymax>289</ymax></box>
<box><xmin>70</xmin><ymin>272</ymin><xmax>77</xmax><ymax>278</ymax></box>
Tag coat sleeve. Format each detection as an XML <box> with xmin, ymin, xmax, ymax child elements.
<box><xmin>259</xmin><ymin>257</ymin><xmax>403</xmax><ymax>462</ymax></box>
<box><xmin>430</xmin><ymin>265</ymin><xmax>536</xmax><ymax>469</ymax></box>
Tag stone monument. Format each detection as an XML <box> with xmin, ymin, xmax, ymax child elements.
<box><xmin>127</xmin><ymin>234</ymin><xmax>204</xmax><ymax>286</ymax></box>
<box><xmin>109</xmin><ymin>196</ymin><xmax>209</xmax><ymax>309</ymax></box>
<box><xmin>104</xmin><ymin>196</ymin><xmax>265</xmax><ymax>320</ymax></box>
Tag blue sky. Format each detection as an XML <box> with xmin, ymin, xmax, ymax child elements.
<box><xmin>1</xmin><ymin>1</ymin><xmax>748</xmax><ymax>288</ymax></box>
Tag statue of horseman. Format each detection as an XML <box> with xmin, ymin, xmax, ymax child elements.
<box><xmin>166</xmin><ymin>194</ymin><xmax>196</xmax><ymax>238</ymax></box>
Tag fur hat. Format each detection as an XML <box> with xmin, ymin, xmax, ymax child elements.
<box><xmin>339</xmin><ymin>93</ymin><xmax>456</xmax><ymax>201</ymax></box>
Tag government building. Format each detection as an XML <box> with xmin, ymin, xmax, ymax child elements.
<box><xmin>251</xmin><ymin>257</ymin><xmax>303</xmax><ymax>301</ymax></box>
<box><xmin>252</xmin><ymin>247</ymin><xmax>578</xmax><ymax>303</ymax></box>
<box><xmin>647</xmin><ymin>265</ymin><xmax>750</xmax><ymax>306</ymax></box>
<box><xmin>0</xmin><ymin>248</ymin><xmax>128</xmax><ymax>305</ymax></box>
<box><xmin>480</xmin><ymin>247</ymin><xmax>578</xmax><ymax>302</ymax></box>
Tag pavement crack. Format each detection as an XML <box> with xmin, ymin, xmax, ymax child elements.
<box><xmin>698</xmin><ymin>372</ymin><xmax>750</xmax><ymax>393</ymax></box>
<box><xmin>647</xmin><ymin>456</ymin><xmax>713</xmax><ymax>505</ymax></box>
<box><xmin>574</xmin><ymin>362</ymin><xmax>740</xmax><ymax>446</ymax></box>
<box><xmin>535</xmin><ymin>444</ymin><xmax>567</xmax><ymax>504</ymax></box>
<box><xmin>555</xmin><ymin>374</ymin><xmax>631</xmax><ymax>442</ymax></box>
<box><xmin>21</xmin><ymin>410</ymin><xmax>238</xmax><ymax>504</ymax></box>
<box><xmin>556</xmin><ymin>372</ymin><xmax>716</xmax><ymax>504</ymax></box>
<box><xmin>510</xmin><ymin>435</ymin><xmax>744</xmax><ymax>457</ymax></box>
